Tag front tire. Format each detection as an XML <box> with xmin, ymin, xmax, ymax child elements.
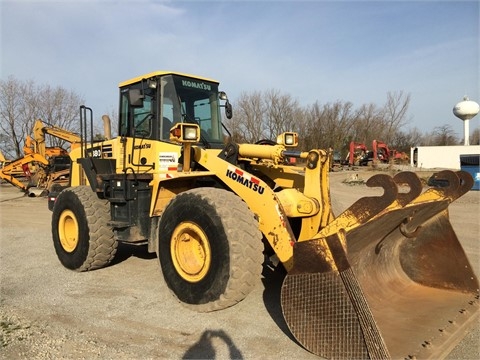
<box><xmin>158</xmin><ymin>188</ymin><xmax>263</xmax><ymax>312</ymax></box>
<box><xmin>52</xmin><ymin>186</ymin><xmax>117</xmax><ymax>271</ymax></box>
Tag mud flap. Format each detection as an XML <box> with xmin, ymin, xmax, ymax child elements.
<box><xmin>281</xmin><ymin>170</ymin><xmax>479</xmax><ymax>359</ymax></box>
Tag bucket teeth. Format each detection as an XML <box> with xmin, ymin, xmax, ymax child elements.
<box><xmin>454</xmin><ymin>170</ymin><xmax>474</xmax><ymax>199</ymax></box>
<box><xmin>315</xmin><ymin>174</ymin><xmax>398</xmax><ymax>238</ymax></box>
<box><xmin>348</xmin><ymin>174</ymin><xmax>397</xmax><ymax>223</ymax></box>
<box><xmin>392</xmin><ymin>171</ymin><xmax>422</xmax><ymax>206</ymax></box>
<box><xmin>422</xmin><ymin>169</ymin><xmax>472</xmax><ymax>201</ymax></box>
<box><xmin>317</xmin><ymin>170</ymin><xmax>469</xmax><ymax>242</ymax></box>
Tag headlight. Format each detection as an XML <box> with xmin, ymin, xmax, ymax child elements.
<box><xmin>277</xmin><ymin>132</ymin><xmax>298</xmax><ymax>147</ymax></box>
<box><xmin>169</xmin><ymin>123</ymin><xmax>200</xmax><ymax>143</ymax></box>
<box><xmin>184</xmin><ymin>126</ymin><xmax>199</xmax><ymax>140</ymax></box>
<box><xmin>285</xmin><ymin>133</ymin><xmax>295</xmax><ymax>145</ymax></box>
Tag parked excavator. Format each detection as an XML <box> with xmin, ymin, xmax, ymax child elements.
<box><xmin>391</xmin><ymin>149</ymin><xmax>410</xmax><ymax>164</ymax></box>
<box><xmin>372</xmin><ymin>139</ymin><xmax>410</xmax><ymax>165</ymax></box>
<box><xmin>347</xmin><ymin>141</ymin><xmax>368</xmax><ymax>166</ymax></box>
<box><xmin>372</xmin><ymin>139</ymin><xmax>390</xmax><ymax>164</ymax></box>
<box><xmin>48</xmin><ymin>71</ymin><xmax>478</xmax><ymax>359</ymax></box>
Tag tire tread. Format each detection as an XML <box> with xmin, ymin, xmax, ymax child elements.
<box><xmin>181</xmin><ymin>188</ymin><xmax>264</xmax><ymax>312</ymax></box>
<box><xmin>59</xmin><ymin>186</ymin><xmax>117</xmax><ymax>271</ymax></box>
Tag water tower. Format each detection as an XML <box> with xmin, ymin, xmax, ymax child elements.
<box><xmin>453</xmin><ymin>96</ymin><xmax>480</xmax><ymax>146</ymax></box>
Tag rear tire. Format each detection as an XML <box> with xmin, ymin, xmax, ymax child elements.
<box><xmin>158</xmin><ymin>188</ymin><xmax>263</xmax><ymax>312</ymax></box>
<box><xmin>52</xmin><ymin>186</ymin><xmax>117</xmax><ymax>271</ymax></box>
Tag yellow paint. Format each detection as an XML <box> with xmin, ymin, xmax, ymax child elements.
<box><xmin>170</xmin><ymin>221</ymin><xmax>211</xmax><ymax>283</ymax></box>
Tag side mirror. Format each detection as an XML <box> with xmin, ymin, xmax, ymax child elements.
<box><xmin>129</xmin><ymin>89</ymin><xmax>144</xmax><ymax>107</ymax></box>
<box><xmin>225</xmin><ymin>100</ymin><xmax>233</xmax><ymax>119</ymax></box>
<box><xmin>219</xmin><ymin>91</ymin><xmax>233</xmax><ymax>119</ymax></box>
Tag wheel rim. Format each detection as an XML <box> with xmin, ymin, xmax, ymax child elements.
<box><xmin>58</xmin><ymin>209</ymin><xmax>79</xmax><ymax>253</ymax></box>
<box><xmin>170</xmin><ymin>221</ymin><xmax>211</xmax><ymax>283</ymax></box>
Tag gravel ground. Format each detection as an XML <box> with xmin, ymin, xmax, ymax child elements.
<box><xmin>1</xmin><ymin>169</ymin><xmax>479</xmax><ymax>359</ymax></box>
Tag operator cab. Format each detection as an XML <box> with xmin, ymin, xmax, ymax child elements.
<box><xmin>118</xmin><ymin>72</ymin><xmax>232</xmax><ymax>149</ymax></box>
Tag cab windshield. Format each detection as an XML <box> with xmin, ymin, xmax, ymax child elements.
<box><xmin>161</xmin><ymin>75</ymin><xmax>224</xmax><ymax>147</ymax></box>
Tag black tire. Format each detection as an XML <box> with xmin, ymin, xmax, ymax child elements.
<box><xmin>52</xmin><ymin>186</ymin><xmax>117</xmax><ymax>271</ymax></box>
<box><xmin>158</xmin><ymin>188</ymin><xmax>264</xmax><ymax>312</ymax></box>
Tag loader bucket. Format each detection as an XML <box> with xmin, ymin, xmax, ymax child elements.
<box><xmin>281</xmin><ymin>170</ymin><xmax>479</xmax><ymax>359</ymax></box>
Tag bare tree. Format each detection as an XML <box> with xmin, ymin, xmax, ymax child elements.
<box><xmin>227</xmin><ymin>91</ymin><xmax>265</xmax><ymax>143</ymax></box>
<box><xmin>0</xmin><ymin>77</ymin><xmax>32</xmax><ymax>158</ymax></box>
<box><xmin>471</xmin><ymin>127</ymin><xmax>480</xmax><ymax>145</ymax></box>
<box><xmin>390</xmin><ymin>127</ymin><xmax>424</xmax><ymax>152</ymax></box>
<box><xmin>264</xmin><ymin>89</ymin><xmax>300</xmax><ymax>139</ymax></box>
<box><xmin>36</xmin><ymin>84</ymin><xmax>82</xmax><ymax>147</ymax></box>
<box><xmin>307</xmin><ymin>101</ymin><xmax>355</xmax><ymax>149</ymax></box>
<box><xmin>227</xmin><ymin>88</ymin><xmax>416</xmax><ymax>157</ymax></box>
<box><xmin>0</xmin><ymin>76</ymin><xmax>84</xmax><ymax>158</ymax></box>
<box><xmin>325</xmin><ymin>101</ymin><xmax>357</xmax><ymax>151</ymax></box>
<box><xmin>291</xmin><ymin>106</ymin><xmax>308</xmax><ymax>149</ymax></box>
<box><xmin>431</xmin><ymin>124</ymin><xmax>459</xmax><ymax>145</ymax></box>
<box><xmin>302</xmin><ymin>101</ymin><xmax>328</xmax><ymax>151</ymax></box>
<box><xmin>351</xmin><ymin>103</ymin><xmax>384</xmax><ymax>145</ymax></box>
<box><xmin>379</xmin><ymin>91</ymin><xmax>411</xmax><ymax>143</ymax></box>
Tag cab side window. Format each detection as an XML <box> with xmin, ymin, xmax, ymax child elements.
<box><xmin>133</xmin><ymin>94</ymin><xmax>154</xmax><ymax>137</ymax></box>
<box><xmin>119</xmin><ymin>92</ymin><xmax>129</xmax><ymax>136</ymax></box>
<box><xmin>161</xmin><ymin>98</ymin><xmax>174</xmax><ymax>140</ymax></box>
<box><xmin>119</xmin><ymin>87</ymin><xmax>156</xmax><ymax>138</ymax></box>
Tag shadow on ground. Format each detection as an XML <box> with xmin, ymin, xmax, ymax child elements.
<box><xmin>261</xmin><ymin>264</ymin><xmax>300</xmax><ymax>345</ymax></box>
<box><xmin>111</xmin><ymin>242</ymin><xmax>157</xmax><ymax>266</ymax></box>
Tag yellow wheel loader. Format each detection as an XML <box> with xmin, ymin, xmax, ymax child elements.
<box><xmin>49</xmin><ymin>71</ymin><xmax>479</xmax><ymax>359</ymax></box>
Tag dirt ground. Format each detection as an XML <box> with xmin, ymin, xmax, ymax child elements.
<box><xmin>1</xmin><ymin>169</ymin><xmax>479</xmax><ymax>360</ymax></box>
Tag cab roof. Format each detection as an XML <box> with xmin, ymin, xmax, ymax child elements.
<box><xmin>119</xmin><ymin>71</ymin><xmax>219</xmax><ymax>87</ymax></box>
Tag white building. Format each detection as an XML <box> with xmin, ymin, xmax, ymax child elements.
<box><xmin>410</xmin><ymin>145</ymin><xmax>480</xmax><ymax>170</ymax></box>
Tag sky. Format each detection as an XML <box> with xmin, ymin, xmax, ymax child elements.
<box><xmin>1</xmin><ymin>0</ymin><xmax>479</xmax><ymax>140</ymax></box>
